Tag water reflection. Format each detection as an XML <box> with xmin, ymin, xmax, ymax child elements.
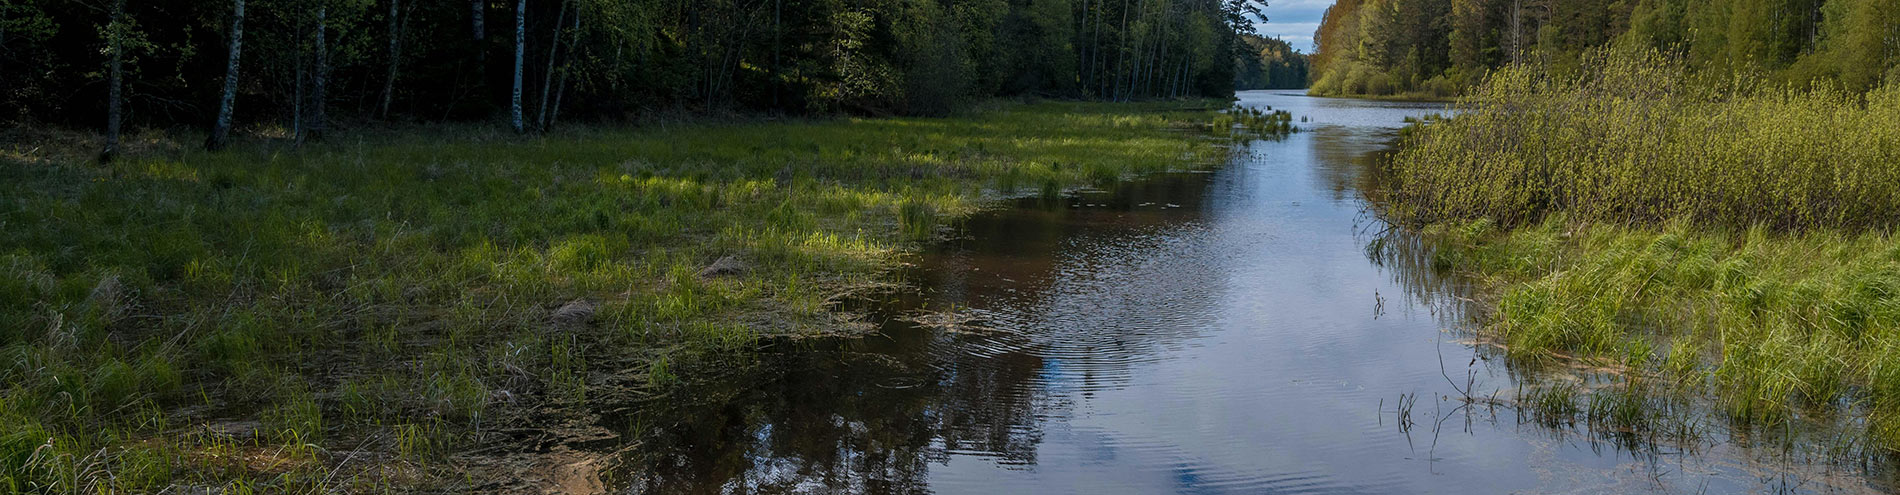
<box><xmin>595</xmin><ymin>92</ymin><xmax>1894</xmax><ymax>494</ymax></box>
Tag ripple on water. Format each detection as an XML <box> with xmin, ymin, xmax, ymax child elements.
<box><xmin>611</xmin><ymin>92</ymin><xmax>1900</xmax><ymax>495</ymax></box>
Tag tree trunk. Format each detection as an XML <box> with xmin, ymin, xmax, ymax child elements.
<box><xmin>100</xmin><ymin>0</ymin><xmax>125</xmax><ymax>163</ymax></box>
<box><xmin>472</xmin><ymin>0</ymin><xmax>485</xmax><ymax>41</ymax></box>
<box><xmin>1516</xmin><ymin>0</ymin><xmax>1525</xmax><ymax>64</ymax></box>
<box><xmin>771</xmin><ymin>0</ymin><xmax>781</xmax><ymax>108</ymax></box>
<box><xmin>548</xmin><ymin>5</ymin><xmax>579</xmax><ymax>130</ymax></box>
<box><xmin>293</xmin><ymin>13</ymin><xmax>305</xmax><ymax>143</ymax></box>
<box><xmin>1127</xmin><ymin>0</ymin><xmax>1151</xmax><ymax>100</ymax></box>
<box><xmin>535</xmin><ymin>0</ymin><xmax>569</xmax><ymax>131</ymax></box>
<box><xmin>1077</xmin><ymin>0</ymin><xmax>1092</xmax><ymax>95</ymax></box>
<box><xmin>309</xmin><ymin>5</ymin><xmax>327</xmax><ymax>142</ymax></box>
<box><xmin>1113</xmin><ymin>0</ymin><xmax>1131</xmax><ymax>101</ymax></box>
<box><xmin>511</xmin><ymin>0</ymin><xmax>524</xmax><ymax>133</ymax></box>
<box><xmin>208</xmin><ymin>0</ymin><xmax>245</xmax><ymax>151</ymax></box>
<box><xmin>380</xmin><ymin>0</ymin><xmax>401</xmax><ymax>119</ymax></box>
<box><xmin>1145</xmin><ymin>0</ymin><xmax>1159</xmax><ymax>95</ymax></box>
<box><xmin>1091</xmin><ymin>0</ymin><xmax>1106</xmax><ymax>97</ymax></box>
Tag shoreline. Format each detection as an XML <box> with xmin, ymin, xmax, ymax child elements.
<box><xmin>0</xmin><ymin>101</ymin><xmax>1239</xmax><ymax>492</ymax></box>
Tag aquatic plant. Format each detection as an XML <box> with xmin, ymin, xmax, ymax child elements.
<box><xmin>1425</xmin><ymin>216</ymin><xmax>1900</xmax><ymax>448</ymax></box>
<box><xmin>1211</xmin><ymin>105</ymin><xmax>1299</xmax><ymax>139</ymax></box>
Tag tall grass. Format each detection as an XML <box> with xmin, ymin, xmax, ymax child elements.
<box><xmin>1387</xmin><ymin>49</ymin><xmax>1900</xmax><ymax>229</ymax></box>
<box><xmin>0</xmin><ymin>100</ymin><xmax>1233</xmax><ymax>491</ymax></box>
<box><xmin>1388</xmin><ymin>48</ymin><xmax>1900</xmax><ymax>451</ymax></box>
<box><xmin>1427</xmin><ymin>217</ymin><xmax>1900</xmax><ymax>446</ymax></box>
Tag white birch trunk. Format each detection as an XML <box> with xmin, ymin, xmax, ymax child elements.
<box><xmin>472</xmin><ymin>0</ymin><xmax>485</xmax><ymax>41</ymax></box>
<box><xmin>535</xmin><ymin>0</ymin><xmax>568</xmax><ymax>131</ymax></box>
<box><xmin>209</xmin><ymin>0</ymin><xmax>245</xmax><ymax>150</ymax></box>
<box><xmin>511</xmin><ymin>0</ymin><xmax>525</xmax><ymax>134</ymax></box>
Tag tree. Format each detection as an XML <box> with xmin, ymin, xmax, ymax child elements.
<box><xmin>534</xmin><ymin>0</ymin><xmax>568</xmax><ymax>131</ymax></box>
<box><xmin>510</xmin><ymin>0</ymin><xmax>523</xmax><ymax>134</ymax></box>
<box><xmin>380</xmin><ymin>0</ymin><xmax>402</xmax><ymax>119</ymax></box>
<box><xmin>10</xmin><ymin>0</ymin><xmax>1268</xmax><ymax>135</ymax></box>
<box><xmin>307</xmin><ymin>3</ymin><xmax>327</xmax><ymax>142</ymax></box>
<box><xmin>100</xmin><ymin>0</ymin><xmax>125</xmax><ymax>163</ymax></box>
<box><xmin>208</xmin><ymin>0</ymin><xmax>245</xmax><ymax>150</ymax></box>
<box><xmin>471</xmin><ymin>0</ymin><xmax>484</xmax><ymax>41</ymax></box>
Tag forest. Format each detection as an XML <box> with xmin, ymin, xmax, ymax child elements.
<box><xmin>1307</xmin><ymin>0</ymin><xmax>1900</xmax><ymax>98</ymax></box>
<box><xmin>2</xmin><ymin>0</ymin><xmax>1271</xmax><ymax>157</ymax></box>
<box><xmin>1232</xmin><ymin>33</ymin><xmax>1307</xmax><ymax>90</ymax></box>
<box><xmin>0</xmin><ymin>1</ymin><xmax>1294</xmax><ymax>492</ymax></box>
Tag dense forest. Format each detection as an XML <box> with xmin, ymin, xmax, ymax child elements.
<box><xmin>1308</xmin><ymin>0</ymin><xmax>1900</xmax><ymax>97</ymax></box>
<box><xmin>1</xmin><ymin>0</ymin><xmax>1270</xmax><ymax>155</ymax></box>
<box><xmin>1233</xmin><ymin>33</ymin><xmax>1307</xmax><ymax>90</ymax></box>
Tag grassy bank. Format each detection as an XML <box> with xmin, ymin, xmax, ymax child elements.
<box><xmin>0</xmin><ymin>101</ymin><xmax>1232</xmax><ymax>492</ymax></box>
<box><xmin>1386</xmin><ymin>51</ymin><xmax>1900</xmax><ymax>448</ymax></box>
<box><xmin>1387</xmin><ymin>50</ymin><xmax>1900</xmax><ymax>229</ymax></box>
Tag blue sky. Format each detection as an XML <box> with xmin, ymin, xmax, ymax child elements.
<box><xmin>1253</xmin><ymin>0</ymin><xmax>1330</xmax><ymax>52</ymax></box>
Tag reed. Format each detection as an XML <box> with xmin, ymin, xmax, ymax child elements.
<box><xmin>1387</xmin><ymin>49</ymin><xmax>1900</xmax><ymax>230</ymax></box>
<box><xmin>1389</xmin><ymin>47</ymin><xmax>1900</xmax><ymax>449</ymax></box>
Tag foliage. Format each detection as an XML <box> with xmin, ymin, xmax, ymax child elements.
<box><xmin>1232</xmin><ymin>34</ymin><xmax>1308</xmax><ymax>90</ymax></box>
<box><xmin>1309</xmin><ymin>0</ymin><xmax>1900</xmax><ymax>98</ymax></box>
<box><xmin>1</xmin><ymin>0</ymin><xmax>1267</xmax><ymax>132</ymax></box>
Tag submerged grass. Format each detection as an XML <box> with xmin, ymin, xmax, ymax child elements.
<box><xmin>1428</xmin><ymin>219</ymin><xmax>1900</xmax><ymax>440</ymax></box>
<box><xmin>0</xmin><ymin>100</ymin><xmax>1233</xmax><ymax>491</ymax></box>
<box><xmin>1388</xmin><ymin>48</ymin><xmax>1900</xmax><ymax>451</ymax></box>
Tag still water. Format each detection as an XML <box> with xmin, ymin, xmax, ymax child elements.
<box><xmin>603</xmin><ymin>92</ymin><xmax>1892</xmax><ymax>494</ymax></box>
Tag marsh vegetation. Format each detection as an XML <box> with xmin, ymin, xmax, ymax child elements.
<box><xmin>1382</xmin><ymin>48</ymin><xmax>1900</xmax><ymax>457</ymax></box>
<box><xmin>0</xmin><ymin>101</ymin><xmax>1233</xmax><ymax>492</ymax></box>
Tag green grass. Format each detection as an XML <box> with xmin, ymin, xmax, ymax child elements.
<box><xmin>0</xmin><ymin>100</ymin><xmax>1234</xmax><ymax>492</ymax></box>
<box><xmin>1421</xmin><ymin>216</ymin><xmax>1900</xmax><ymax>447</ymax></box>
<box><xmin>1384</xmin><ymin>48</ymin><xmax>1900</xmax><ymax>451</ymax></box>
<box><xmin>1387</xmin><ymin>49</ymin><xmax>1900</xmax><ymax>230</ymax></box>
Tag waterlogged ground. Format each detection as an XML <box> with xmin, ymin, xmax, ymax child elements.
<box><xmin>589</xmin><ymin>93</ymin><xmax>1899</xmax><ymax>493</ymax></box>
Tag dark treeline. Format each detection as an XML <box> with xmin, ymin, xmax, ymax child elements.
<box><xmin>1</xmin><ymin>0</ymin><xmax>1268</xmax><ymax>155</ymax></box>
<box><xmin>1309</xmin><ymin>0</ymin><xmax>1900</xmax><ymax>98</ymax></box>
<box><xmin>1232</xmin><ymin>33</ymin><xmax>1306</xmax><ymax>90</ymax></box>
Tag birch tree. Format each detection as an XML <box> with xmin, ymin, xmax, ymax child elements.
<box><xmin>100</xmin><ymin>0</ymin><xmax>125</xmax><ymax>163</ymax></box>
<box><xmin>472</xmin><ymin>0</ymin><xmax>484</xmax><ymax>41</ymax></box>
<box><xmin>511</xmin><ymin>0</ymin><xmax>524</xmax><ymax>134</ymax></box>
<box><xmin>207</xmin><ymin>0</ymin><xmax>245</xmax><ymax>150</ymax></box>
<box><xmin>380</xmin><ymin>0</ymin><xmax>402</xmax><ymax>119</ymax></box>
<box><xmin>535</xmin><ymin>0</ymin><xmax>568</xmax><ymax>131</ymax></box>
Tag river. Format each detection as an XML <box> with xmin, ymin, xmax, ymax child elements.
<box><xmin>599</xmin><ymin>92</ymin><xmax>1893</xmax><ymax>494</ymax></box>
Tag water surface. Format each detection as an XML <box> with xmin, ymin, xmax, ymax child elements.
<box><xmin>604</xmin><ymin>92</ymin><xmax>1893</xmax><ymax>494</ymax></box>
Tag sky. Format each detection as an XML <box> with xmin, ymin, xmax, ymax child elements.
<box><xmin>1253</xmin><ymin>0</ymin><xmax>1330</xmax><ymax>53</ymax></box>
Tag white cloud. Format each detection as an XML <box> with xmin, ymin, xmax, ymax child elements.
<box><xmin>1252</xmin><ymin>0</ymin><xmax>1333</xmax><ymax>52</ymax></box>
<box><xmin>1253</xmin><ymin>22</ymin><xmax>1321</xmax><ymax>52</ymax></box>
